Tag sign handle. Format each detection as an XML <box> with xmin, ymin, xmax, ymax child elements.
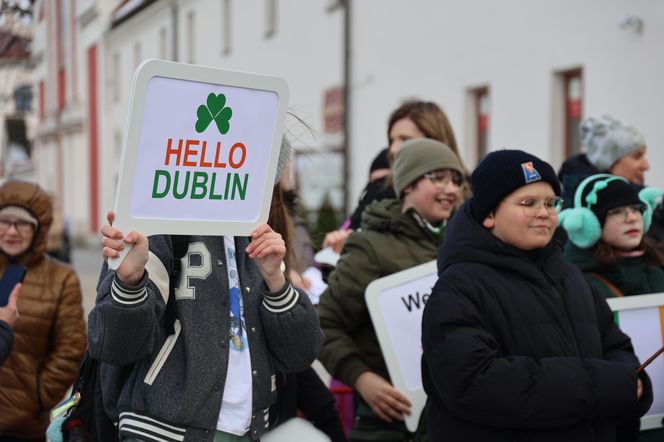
<box><xmin>107</xmin><ymin>244</ymin><xmax>132</xmax><ymax>271</ymax></box>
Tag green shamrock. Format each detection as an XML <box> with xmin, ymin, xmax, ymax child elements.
<box><xmin>195</xmin><ymin>93</ymin><xmax>233</xmax><ymax>134</ymax></box>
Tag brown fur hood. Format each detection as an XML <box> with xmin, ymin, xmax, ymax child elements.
<box><xmin>0</xmin><ymin>180</ymin><xmax>53</xmax><ymax>267</ymax></box>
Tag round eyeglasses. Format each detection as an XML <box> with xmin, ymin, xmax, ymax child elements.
<box><xmin>423</xmin><ymin>171</ymin><xmax>464</xmax><ymax>189</ymax></box>
<box><xmin>606</xmin><ymin>203</ymin><xmax>647</xmax><ymax>222</ymax></box>
<box><xmin>508</xmin><ymin>197</ymin><xmax>563</xmax><ymax>217</ymax></box>
<box><xmin>0</xmin><ymin>219</ymin><xmax>35</xmax><ymax>235</ymax></box>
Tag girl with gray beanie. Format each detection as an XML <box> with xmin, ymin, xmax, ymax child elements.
<box><xmin>558</xmin><ymin>114</ymin><xmax>650</xmax><ymax>205</ymax></box>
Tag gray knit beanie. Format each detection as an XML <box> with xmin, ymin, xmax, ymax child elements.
<box><xmin>581</xmin><ymin>115</ymin><xmax>645</xmax><ymax>171</ymax></box>
<box><xmin>275</xmin><ymin>135</ymin><xmax>292</xmax><ymax>184</ymax></box>
<box><xmin>393</xmin><ymin>139</ymin><xmax>463</xmax><ymax>198</ymax></box>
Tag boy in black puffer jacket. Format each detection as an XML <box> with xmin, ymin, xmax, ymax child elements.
<box><xmin>422</xmin><ymin>149</ymin><xmax>653</xmax><ymax>442</ymax></box>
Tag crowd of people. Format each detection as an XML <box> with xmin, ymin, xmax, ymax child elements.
<box><xmin>0</xmin><ymin>101</ymin><xmax>662</xmax><ymax>442</ymax></box>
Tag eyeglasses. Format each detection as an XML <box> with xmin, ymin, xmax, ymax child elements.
<box><xmin>423</xmin><ymin>171</ymin><xmax>464</xmax><ymax>189</ymax></box>
<box><xmin>606</xmin><ymin>203</ymin><xmax>646</xmax><ymax>222</ymax></box>
<box><xmin>509</xmin><ymin>197</ymin><xmax>563</xmax><ymax>217</ymax></box>
<box><xmin>0</xmin><ymin>219</ymin><xmax>35</xmax><ymax>235</ymax></box>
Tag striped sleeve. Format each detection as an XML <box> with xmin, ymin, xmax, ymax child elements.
<box><xmin>111</xmin><ymin>271</ymin><xmax>149</xmax><ymax>306</ymax></box>
<box><xmin>262</xmin><ymin>282</ymin><xmax>299</xmax><ymax>313</ymax></box>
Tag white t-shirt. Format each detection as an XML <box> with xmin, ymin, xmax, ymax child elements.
<box><xmin>217</xmin><ymin>236</ymin><xmax>253</xmax><ymax>435</ymax></box>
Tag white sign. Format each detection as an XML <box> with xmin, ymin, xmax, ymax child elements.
<box><xmin>113</xmin><ymin>59</ymin><xmax>289</xmax><ymax>237</ymax></box>
<box><xmin>607</xmin><ymin>292</ymin><xmax>664</xmax><ymax>430</ymax></box>
<box><xmin>365</xmin><ymin>260</ymin><xmax>437</xmax><ymax>432</ymax></box>
<box><xmin>262</xmin><ymin>418</ymin><xmax>330</xmax><ymax>442</ymax></box>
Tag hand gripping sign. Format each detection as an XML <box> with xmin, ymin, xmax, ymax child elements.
<box><xmin>110</xmin><ymin>60</ymin><xmax>288</xmax><ymax>268</ymax></box>
<box><xmin>365</xmin><ymin>260</ymin><xmax>437</xmax><ymax>432</ymax></box>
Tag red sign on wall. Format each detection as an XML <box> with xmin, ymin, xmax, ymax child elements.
<box><xmin>323</xmin><ymin>86</ymin><xmax>345</xmax><ymax>134</ymax></box>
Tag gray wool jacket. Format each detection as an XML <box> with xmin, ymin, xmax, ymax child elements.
<box><xmin>88</xmin><ymin>234</ymin><xmax>323</xmax><ymax>442</ymax></box>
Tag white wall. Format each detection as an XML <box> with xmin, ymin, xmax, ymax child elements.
<box><xmin>42</xmin><ymin>0</ymin><xmax>664</xmax><ymax>230</ymax></box>
<box><xmin>349</xmin><ymin>0</ymin><xmax>664</xmax><ymax>203</ymax></box>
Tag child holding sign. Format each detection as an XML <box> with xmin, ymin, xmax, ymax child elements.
<box><xmin>318</xmin><ymin>138</ymin><xmax>466</xmax><ymax>441</ymax></box>
<box><xmin>88</xmin><ymin>137</ymin><xmax>323</xmax><ymax>442</ymax></box>
<box><xmin>422</xmin><ymin>150</ymin><xmax>653</xmax><ymax>442</ymax></box>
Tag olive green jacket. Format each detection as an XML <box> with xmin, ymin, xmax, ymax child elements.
<box><xmin>318</xmin><ymin>199</ymin><xmax>443</xmax><ymax>387</ymax></box>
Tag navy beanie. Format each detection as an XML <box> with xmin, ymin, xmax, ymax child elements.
<box><xmin>470</xmin><ymin>149</ymin><xmax>561</xmax><ymax>222</ymax></box>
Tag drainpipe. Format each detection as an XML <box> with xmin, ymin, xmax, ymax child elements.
<box><xmin>342</xmin><ymin>0</ymin><xmax>351</xmax><ymax>215</ymax></box>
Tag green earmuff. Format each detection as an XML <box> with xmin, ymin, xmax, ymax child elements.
<box><xmin>558</xmin><ymin>174</ymin><xmax>631</xmax><ymax>249</ymax></box>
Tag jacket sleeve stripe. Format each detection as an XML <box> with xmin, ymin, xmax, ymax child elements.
<box><xmin>119</xmin><ymin>412</ymin><xmax>185</xmax><ymax>441</ymax></box>
<box><xmin>111</xmin><ymin>279</ymin><xmax>148</xmax><ymax>305</ymax></box>
<box><xmin>145</xmin><ymin>251</ymin><xmax>170</xmax><ymax>304</ymax></box>
<box><xmin>263</xmin><ymin>285</ymin><xmax>299</xmax><ymax>313</ymax></box>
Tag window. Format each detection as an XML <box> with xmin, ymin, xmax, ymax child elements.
<box><xmin>14</xmin><ymin>85</ymin><xmax>32</xmax><ymax>113</ymax></box>
<box><xmin>563</xmin><ymin>69</ymin><xmax>583</xmax><ymax>157</ymax></box>
<box><xmin>160</xmin><ymin>28</ymin><xmax>168</xmax><ymax>60</ymax></box>
<box><xmin>265</xmin><ymin>0</ymin><xmax>277</xmax><ymax>38</ymax></box>
<box><xmin>475</xmin><ymin>87</ymin><xmax>490</xmax><ymax>162</ymax></box>
<box><xmin>466</xmin><ymin>86</ymin><xmax>490</xmax><ymax>165</ymax></box>
<box><xmin>57</xmin><ymin>0</ymin><xmax>65</xmax><ymax>61</ymax></box>
<box><xmin>187</xmin><ymin>10</ymin><xmax>195</xmax><ymax>64</ymax></box>
<box><xmin>111</xmin><ymin>52</ymin><xmax>120</xmax><ymax>102</ymax></box>
<box><xmin>39</xmin><ymin>80</ymin><xmax>45</xmax><ymax>120</ymax></box>
<box><xmin>58</xmin><ymin>67</ymin><xmax>66</xmax><ymax>110</ymax></box>
<box><xmin>134</xmin><ymin>41</ymin><xmax>142</xmax><ymax>68</ymax></box>
<box><xmin>56</xmin><ymin>0</ymin><xmax>66</xmax><ymax>109</ymax></box>
<box><xmin>222</xmin><ymin>0</ymin><xmax>232</xmax><ymax>56</ymax></box>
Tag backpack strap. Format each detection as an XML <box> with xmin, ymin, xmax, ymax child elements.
<box><xmin>163</xmin><ymin>235</ymin><xmax>189</xmax><ymax>335</ymax></box>
<box><xmin>587</xmin><ymin>272</ymin><xmax>624</xmax><ymax>298</ymax></box>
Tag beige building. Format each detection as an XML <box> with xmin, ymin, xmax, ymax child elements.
<box><xmin>0</xmin><ymin>24</ymin><xmax>34</xmax><ymax>182</ymax></box>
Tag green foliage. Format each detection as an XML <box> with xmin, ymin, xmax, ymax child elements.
<box><xmin>309</xmin><ymin>193</ymin><xmax>340</xmax><ymax>249</ymax></box>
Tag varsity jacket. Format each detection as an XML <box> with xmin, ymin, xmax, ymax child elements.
<box><xmin>88</xmin><ymin>234</ymin><xmax>323</xmax><ymax>442</ymax></box>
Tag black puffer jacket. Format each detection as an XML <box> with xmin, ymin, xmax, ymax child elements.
<box><xmin>421</xmin><ymin>202</ymin><xmax>653</xmax><ymax>442</ymax></box>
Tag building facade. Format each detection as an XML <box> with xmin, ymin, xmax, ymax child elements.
<box><xmin>31</xmin><ymin>0</ymin><xmax>664</xmax><ymax>241</ymax></box>
<box><xmin>0</xmin><ymin>24</ymin><xmax>34</xmax><ymax>182</ymax></box>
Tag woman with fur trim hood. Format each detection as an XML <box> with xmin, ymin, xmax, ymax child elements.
<box><xmin>0</xmin><ymin>180</ymin><xmax>86</xmax><ymax>441</ymax></box>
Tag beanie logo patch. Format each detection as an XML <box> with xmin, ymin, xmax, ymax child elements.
<box><xmin>521</xmin><ymin>161</ymin><xmax>542</xmax><ymax>184</ymax></box>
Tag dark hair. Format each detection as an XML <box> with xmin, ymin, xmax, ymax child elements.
<box><xmin>593</xmin><ymin>236</ymin><xmax>664</xmax><ymax>267</ymax></box>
